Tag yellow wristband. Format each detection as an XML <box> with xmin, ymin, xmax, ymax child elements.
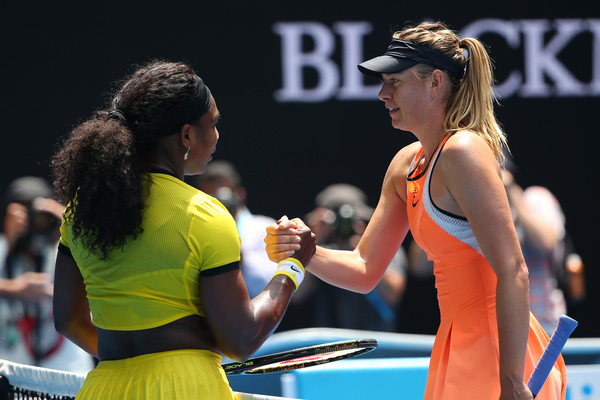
<box><xmin>274</xmin><ymin>258</ymin><xmax>305</xmax><ymax>290</ymax></box>
<box><xmin>281</xmin><ymin>257</ymin><xmax>305</xmax><ymax>274</ymax></box>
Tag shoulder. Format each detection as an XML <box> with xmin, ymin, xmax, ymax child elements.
<box><xmin>439</xmin><ymin>131</ymin><xmax>499</xmax><ymax>174</ymax></box>
<box><xmin>443</xmin><ymin>131</ymin><xmax>495</xmax><ymax>158</ymax></box>
<box><xmin>189</xmin><ymin>194</ymin><xmax>241</xmax><ymax>248</ymax></box>
<box><xmin>191</xmin><ymin>193</ymin><xmax>236</xmax><ymax>223</ymax></box>
<box><xmin>436</xmin><ymin>131</ymin><xmax>504</xmax><ymax>207</ymax></box>
<box><xmin>388</xmin><ymin>141</ymin><xmax>421</xmax><ymax>176</ymax></box>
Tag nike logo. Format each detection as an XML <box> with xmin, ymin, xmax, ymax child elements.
<box><xmin>290</xmin><ymin>265</ymin><xmax>302</xmax><ymax>273</ymax></box>
<box><xmin>412</xmin><ymin>199</ymin><xmax>420</xmax><ymax>207</ymax></box>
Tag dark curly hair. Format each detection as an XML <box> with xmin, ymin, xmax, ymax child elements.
<box><xmin>51</xmin><ymin>60</ymin><xmax>207</xmax><ymax>259</ymax></box>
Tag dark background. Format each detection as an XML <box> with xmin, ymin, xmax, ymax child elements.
<box><xmin>2</xmin><ymin>1</ymin><xmax>598</xmax><ymax>336</ymax></box>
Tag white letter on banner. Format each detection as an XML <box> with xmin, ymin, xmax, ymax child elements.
<box><xmin>460</xmin><ymin>19</ymin><xmax>522</xmax><ymax>99</ymax></box>
<box><xmin>587</xmin><ymin>19</ymin><xmax>600</xmax><ymax>95</ymax></box>
<box><xmin>520</xmin><ymin>19</ymin><xmax>587</xmax><ymax>97</ymax></box>
<box><xmin>334</xmin><ymin>21</ymin><xmax>380</xmax><ymax>100</ymax></box>
<box><xmin>273</xmin><ymin>22</ymin><xmax>339</xmax><ymax>102</ymax></box>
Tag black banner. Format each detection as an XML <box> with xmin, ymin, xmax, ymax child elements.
<box><xmin>2</xmin><ymin>1</ymin><xmax>598</xmax><ymax>335</ymax></box>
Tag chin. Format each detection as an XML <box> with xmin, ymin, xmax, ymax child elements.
<box><xmin>186</xmin><ymin>162</ymin><xmax>209</xmax><ymax>176</ymax></box>
<box><xmin>184</xmin><ymin>168</ymin><xmax>203</xmax><ymax>176</ymax></box>
<box><xmin>392</xmin><ymin>120</ymin><xmax>410</xmax><ymax>132</ymax></box>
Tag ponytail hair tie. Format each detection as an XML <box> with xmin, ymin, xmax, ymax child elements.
<box><xmin>458</xmin><ymin>39</ymin><xmax>469</xmax><ymax>61</ymax></box>
<box><xmin>108</xmin><ymin>109</ymin><xmax>127</xmax><ymax>123</ymax></box>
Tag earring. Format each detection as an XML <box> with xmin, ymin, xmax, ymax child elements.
<box><xmin>184</xmin><ymin>146</ymin><xmax>190</xmax><ymax>161</ymax></box>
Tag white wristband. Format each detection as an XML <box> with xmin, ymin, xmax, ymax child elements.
<box><xmin>274</xmin><ymin>258</ymin><xmax>305</xmax><ymax>290</ymax></box>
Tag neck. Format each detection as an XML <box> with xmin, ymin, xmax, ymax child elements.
<box><xmin>139</xmin><ymin>141</ymin><xmax>184</xmax><ymax>180</ymax></box>
<box><xmin>414</xmin><ymin>129</ymin><xmax>448</xmax><ymax>161</ymax></box>
<box><xmin>411</xmin><ymin>97</ymin><xmax>448</xmax><ymax>159</ymax></box>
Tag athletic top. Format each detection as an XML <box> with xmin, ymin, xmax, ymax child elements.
<box><xmin>59</xmin><ymin>172</ymin><xmax>241</xmax><ymax>331</ymax></box>
<box><xmin>406</xmin><ymin>134</ymin><xmax>566</xmax><ymax>400</ymax></box>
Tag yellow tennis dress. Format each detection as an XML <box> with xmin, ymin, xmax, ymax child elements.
<box><xmin>59</xmin><ymin>172</ymin><xmax>241</xmax><ymax>399</ymax></box>
<box><xmin>406</xmin><ymin>135</ymin><xmax>567</xmax><ymax>399</ymax></box>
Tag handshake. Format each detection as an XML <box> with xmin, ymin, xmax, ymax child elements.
<box><xmin>264</xmin><ymin>216</ymin><xmax>316</xmax><ymax>277</ymax></box>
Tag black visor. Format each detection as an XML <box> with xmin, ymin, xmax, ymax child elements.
<box><xmin>358</xmin><ymin>39</ymin><xmax>464</xmax><ymax>79</ymax></box>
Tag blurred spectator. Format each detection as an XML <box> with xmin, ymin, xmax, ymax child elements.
<box><xmin>0</xmin><ymin>176</ymin><xmax>94</xmax><ymax>372</ymax></box>
<box><xmin>562</xmin><ymin>234</ymin><xmax>586</xmax><ymax>309</ymax></box>
<box><xmin>188</xmin><ymin>161</ymin><xmax>277</xmax><ymax>298</ymax></box>
<box><xmin>502</xmin><ymin>158</ymin><xmax>584</xmax><ymax>335</ymax></box>
<box><xmin>278</xmin><ymin>183</ymin><xmax>407</xmax><ymax>332</ymax></box>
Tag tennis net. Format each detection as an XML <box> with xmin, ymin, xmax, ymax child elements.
<box><xmin>0</xmin><ymin>358</ymin><xmax>302</xmax><ymax>400</ymax></box>
<box><xmin>0</xmin><ymin>358</ymin><xmax>84</xmax><ymax>399</ymax></box>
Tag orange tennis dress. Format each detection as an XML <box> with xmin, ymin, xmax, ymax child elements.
<box><xmin>406</xmin><ymin>134</ymin><xmax>566</xmax><ymax>400</ymax></box>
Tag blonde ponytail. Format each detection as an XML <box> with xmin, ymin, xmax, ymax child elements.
<box><xmin>446</xmin><ymin>38</ymin><xmax>506</xmax><ymax>162</ymax></box>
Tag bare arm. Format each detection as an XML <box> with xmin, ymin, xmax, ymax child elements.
<box><xmin>265</xmin><ymin>143</ymin><xmax>418</xmax><ymax>293</ymax></box>
<box><xmin>53</xmin><ymin>251</ymin><xmax>98</xmax><ymax>357</ymax></box>
<box><xmin>202</xmin><ymin>222</ymin><xmax>315</xmax><ymax>361</ymax></box>
<box><xmin>440</xmin><ymin>133</ymin><xmax>531</xmax><ymax>399</ymax></box>
<box><xmin>201</xmin><ymin>269</ymin><xmax>294</xmax><ymax>361</ymax></box>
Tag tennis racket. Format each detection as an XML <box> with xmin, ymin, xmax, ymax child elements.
<box><xmin>222</xmin><ymin>338</ymin><xmax>378</xmax><ymax>375</ymax></box>
<box><xmin>527</xmin><ymin>314</ymin><xmax>578</xmax><ymax>397</ymax></box>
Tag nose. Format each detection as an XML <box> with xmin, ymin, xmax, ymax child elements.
<box><xmin>378</xmin><ymin>81</ymin><xmax>390</xmax><ymax>102</ymax></box>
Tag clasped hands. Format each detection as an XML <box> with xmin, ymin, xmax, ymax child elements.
<box><xmin>264</xmin><ymin>216</ymin><xmax>316</xmax><ymax>267</ymax></box>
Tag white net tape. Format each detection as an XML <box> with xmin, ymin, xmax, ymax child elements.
<box><xmin>0</xmin><ymin>358</ymin><xmax>85</xmax><ymax>398</ymax></box>
<box><xmin>0</xmin><ymin>358</ymin><xmax>302</xmax><ymax>399</ymax></box>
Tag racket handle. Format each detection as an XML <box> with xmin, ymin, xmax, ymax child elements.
<box><xmin>526</xmin><ymin>315</ymin><xmax>578</xmax><ymax>397</ymax></box>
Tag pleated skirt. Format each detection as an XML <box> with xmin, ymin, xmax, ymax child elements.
<box><xmin>76</xmin><ymin>349</ymin><xmax>235</xmax><ymax>399</ymax></box>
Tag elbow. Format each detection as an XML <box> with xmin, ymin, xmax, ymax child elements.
<box><xmin>355</xmin><ymin>276</ymin><xmax>380</xmax><ymax>294</ymax></box>
<box><xmin>221</xmin><ymin>339</ymin><xmax>261</xmax><ymax>362</ymax></box>
<box><xmin>53</xmin><ymin>309</ymin><xmax>92</xmax><ymax>343</ymax></box>
<box><xmin>53</xmin><ymin>312</ymin><xmax>70</xmax><ymax>337</ymax></box>
<box><xmin>518</xmin><ymin>262</ymin><xmax>530</xmax><ymax>288</ymax></box>
<box><xmin>223</xmin><ymin>350</ymin><xmax>254</xmax><ymax>363</ymax></box>
<box><xmin>54</xmin><ymin>317</ymin><xmax>79</xmax><ymax>342</ymax></box>
<box><xmin>54</xmin><ymin>322</ymin><xmax>67</xmax><ymax>337</ymax></box>
<box><xmin>352</xmin><ymin>251</ymin><xmax>381</xmax><ymax>294</ymax></box>
<box><xmin>231</xmin><ymin>337</ymin><xmax>262</xmax><ymax>361</ymax></box>
<box><xmin>357</xmin><ymin>265</ymin><xmax>385</xmax><ymax>294</ymax></box>
<box><xmin>495</xmin><ymin>259</ymin><xmax>530</xmax><ymax>291</ymax></box>
<box><xmin>505</xmin><ymin>260</ymin><xmax>530</xmax><ymax>291</ymax></box>
<box><xmin>338</xmin><ymin>271</ymin><xmax>379</xmax><ymax>294</ymax></box>
<box><xmin>217</xmin><ymin>324</ymin><xmax>269</xmax><ymax>362</ymax></box>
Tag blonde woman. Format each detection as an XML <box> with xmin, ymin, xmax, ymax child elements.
<box><xmin>266</xmin><ymin>22</ymin><xmax>566</xmax><ymax>400</ymax></box>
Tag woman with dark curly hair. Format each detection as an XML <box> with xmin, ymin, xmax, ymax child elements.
<box><xmin>51</xmin><ymin>60</ymin><xmax>315</xmax><ymax>399</ymax></box>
